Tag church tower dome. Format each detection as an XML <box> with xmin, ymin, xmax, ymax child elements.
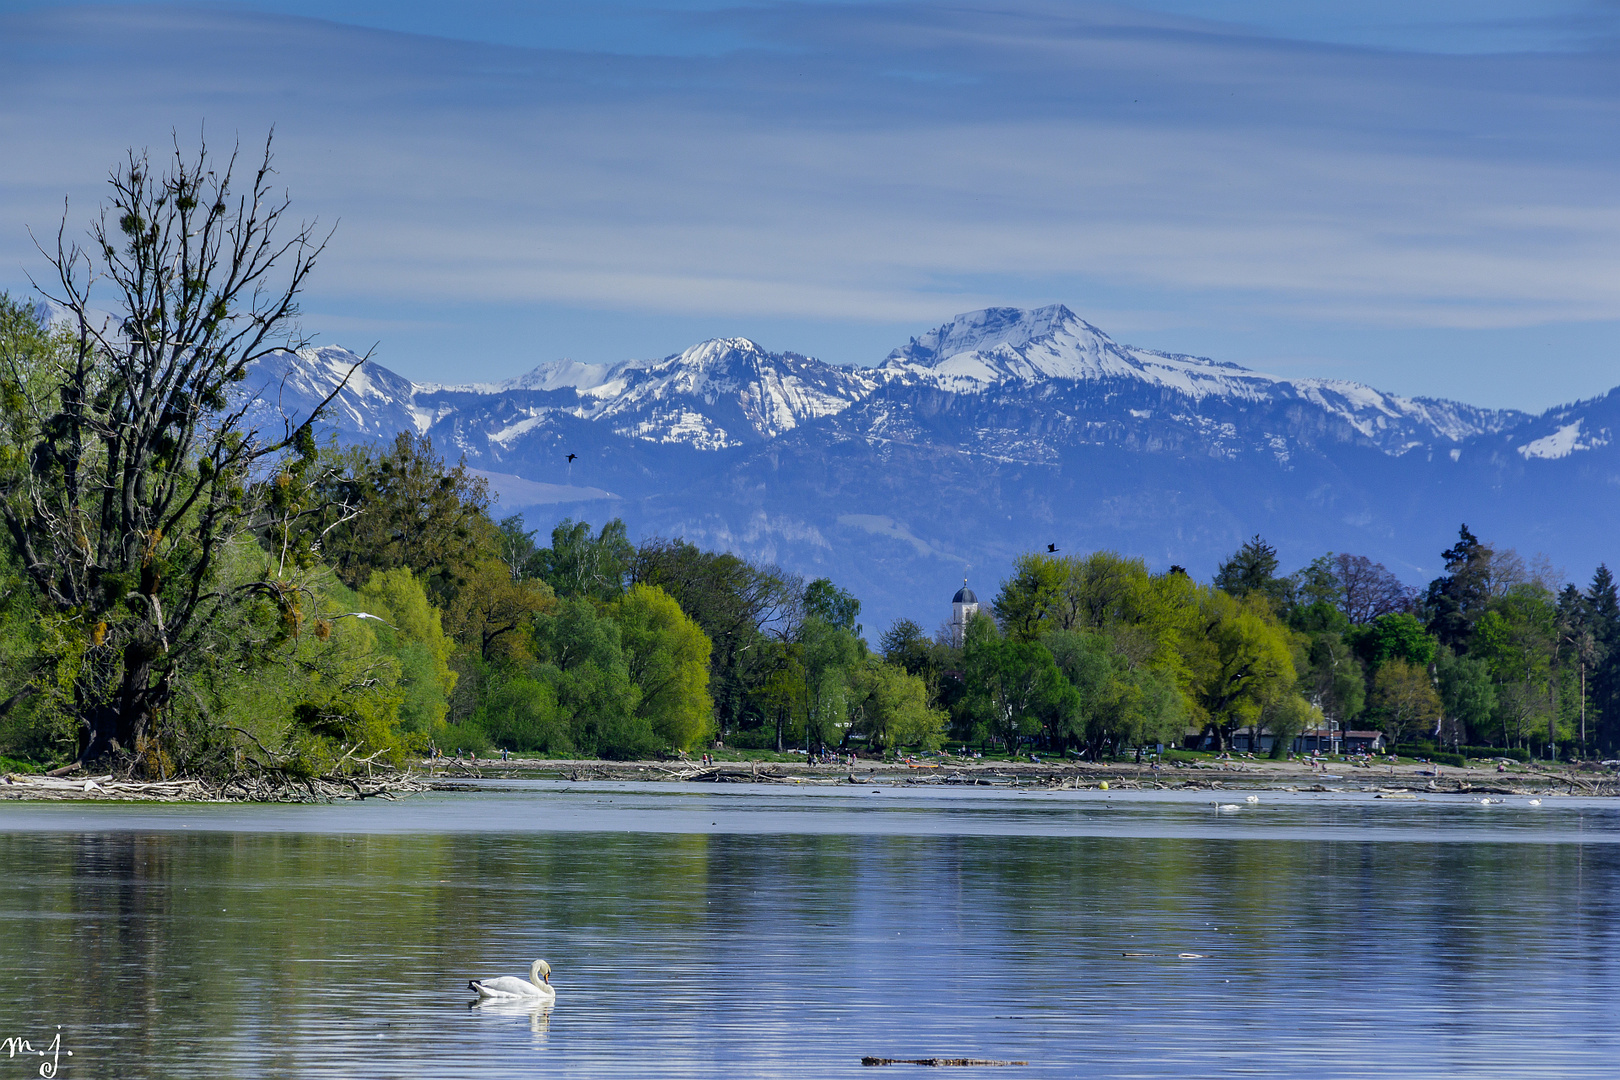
<box><xmin>950</xmin><ymin>579</ymin><xmax>979</xmax><ymax>646</ymax></box>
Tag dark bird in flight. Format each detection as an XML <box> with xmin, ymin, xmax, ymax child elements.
<box><xmin>1047</xmin><ymin>543</ymin><xmax>1059</xmax><ymax>553</ymax></box>
<box><xmin>566</xmin><ymin>453</ymin><xmax>577</xmax><ymax>463</ymax></box>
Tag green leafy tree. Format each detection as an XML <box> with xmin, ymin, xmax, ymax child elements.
<box><xmin>849</xmin><ymin>660</ymin><xmax>945</xmax><ymax>752</ymax></box>
<box><xmin>1353</xmin><ymin>612</ymin><xmax>1437</xmax><ymax>670</ymax></box>
<box><xmin>804</xmin><ymin>578</ymin><xmax>861</xmax><ymax>634</ymax></box>
<box><xmin>611</xmin><ymin>583</ymin><xmax>715</xmax><ymax>752</ymax></box>
<box><xmin>357</xmin><ymin>569</ymin><xmax>458</xmax><ymax>734</ymax></box>
<box><xmin>536</xmin><ymin>518</ymin><xmax>634</xmax><ymax>602</ymax></box>
<box><xmin>1299</xmin><ymin>631</ymin><xmax>1365</xmax><ymax>735</ymax></box>
<box><xmin>1435</xmin><ymin>649</ymin><xmax>1496</xmax><ymax>747</ymax></box>
<box><xmin>1472</xmin><ymin>584</ymin><xmax>1558</xmax><ymax>749</ymax></box>
<box><xmin>1045</xmin><ymin>629</ymin><xmax>1184</xmax><ymax>756</ymax></box>
<box><xmin>797</xmin><ymin>616</ymin><xmax>863</xmax><ymax>752</ymax></box>
<box><xmin>1183</xmin><ymin>590</ymin><xmax>1297</xmax><ymax>751</ymax></box>
<box><xmin>319</xmin><ymin>432</ymin><xmax>492</xmax><ymax>607</ymax></box>
<box><xmin>472</xmin><ymin>671</ymin><xmax>568</xmax><ymax>754</ymax></box>
<box><xmin>1584</xmin><ymin>565</ymin><xmax>1620</xmax><ymax>750</ymax></box>
<box><xmin>1370</xmin><ymin>659</ymin><xmax>1442</xmax><ymax>745</ymax></box>
<box><xmin>961</xmin><ymin>615</ymin><xmax>1078</xmax><ymax>754</ymax></box>
<box><xmin>529</xmin><ymin>597</ymin><xmax>653</xmax><ymax>759</ymax></box>
<box><xmin>631</xmin><ymin>538</ymin><xmax>800</xmax><ymax>737</ymax></box>
<box><xmin>1256</xmin><ymin>690</ymin><xmax>1320</xmax><ymax>759</ymax></box>
<box><xmin>992</xmin><ymin>553</ymin><xmax>1067</xmax><ymax>640</ymax></box>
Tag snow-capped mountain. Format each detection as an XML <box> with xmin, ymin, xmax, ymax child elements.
<box><xmin>244</xmin><ymin>346</ymin><xmax>424</xmax><ymax>441</ymax></box>
<box><xmin>878</xmin><ymin>305</ymin><xmax>1521</xmax><ymax>455</ymax></box>
<box><xmin>253</xmin><ymin>304</ymin><xmax>1523</xmax><ymax>461</ymax></box>
<box><xmin>452</xmin><ymin>337</ymin><xmax>878</xmax><ymax>450</ymax></box>
<box><xmin>239</xmin><ymin>305</ymin><xmax>1620</xmax><ymax>636</ymax></box>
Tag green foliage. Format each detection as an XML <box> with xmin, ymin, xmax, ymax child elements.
<box><xmin>798</xmin><ymin>616</ymin><xmax>864</xmax><ymax>752</ymax></box>
<box><xmin>1425</xmin><ymin>524</ymin><xmax>1493</xmax><ymax>651</ymax></box>
<box><xmin>356</xmin><ymin>569</ymin><xmax>457</xmax><ymax>733</ymax></box>
<box><xmin>880</xmin><ymin>618</ymin><xmax>933</xmax><ymax>674</ymax></box>
<box><xmin>1369</xmin><ymin>659</ymin><xmax>1442</xmax><ymax>745</ymax></box>
<box><xmin>961</xmin><ymin>614</ymin><xmax>1079</xmax><ymax>752</ymax></box>
<box><xmin>316</xmin><ymin>433</ymin><xmax>493</xmax><ymax>606</ymax></box>
<box><xmin>1352</xmin><ymin>613</ymin><xmax>1437</xmax><ymax>669</ymax></box>
<box><xmin>1214</xmin><ymin>535</ymin><xmax>1294</xmax><ymax>613</ymax></box>
<box><xmin>529</xmin><ymin>597</ymin><xmax>655</xmax><ymax>759</ymax></box>
<box><xmin>536</xmin><ymin>518</ymin><xmax>633</xmax><ymax>601</ymax></box>
<box><xmin>1299</xmin><ymin>631</ymin><xmax>1365</xmax><ymax>730</ymax></box>
<box><xmin>185</xmin><ymin>545</ymin><xmax>418</xmax><ymax>776</ymax></box>
<box><xmin>631</xmin><ymin>537</ymin><xmax>799</xmax><ymax>736</ymax></box>
<box><xmin>1436</xmin><ymin>649</ymin><xmax>1496</xmax><ymax>745</ymax></box>
<box><xmin>1183</xmin><ymin>589</ymin><xmax>1299</xmax><ymax>749</ymax></box>
<box><xmin>0</xmin><ymin>136</ymin><xmax>362</xmax><ymax>774</ymax></box>
<box><xmin>1043</xmin><ymin>629</ymin><xmax>1186</xmax><ymax>753</ymax></box>
<box><xmin>611</xmin><ymin>583</ymin><xmax>714</xmax><ymax>752</ymax></box>
<box><xmin>804</xmin><ymin>578</ymin><xmax>861</xmax><ymax>633</ymax></box>
<box><xmin>849</xmin><ymin>660</ymin><xmax>945</xmax><ymax>751</ymax></box>
<box><xmin>1392</xmin><ymin>745</ymin><xmax>1466</xmax><ymax>768</ymax></box>
<box><xmin>472</xmin><ymin>670</ymin><xmax>570</xmax><ymax>754</ymax></box>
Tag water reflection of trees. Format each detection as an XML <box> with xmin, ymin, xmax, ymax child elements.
<box><xmin>4</xmin><ymin>827</ymin><xmax>1620</xmax><ymax>1072</ymax></box>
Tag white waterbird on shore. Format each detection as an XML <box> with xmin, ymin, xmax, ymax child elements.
<box><xmin>470</xmin><ymin>959</ymin><xmax>556</xmax><ymax>1001</ymax></box>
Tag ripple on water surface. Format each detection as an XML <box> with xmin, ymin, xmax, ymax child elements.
<box><xmin>1</xmin><ymin>786</ymin><xmax>1617</xmax><ymax>1078</ymax></box>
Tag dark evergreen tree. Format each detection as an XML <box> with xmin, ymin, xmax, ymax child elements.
<box><xmin>1214</xmin><ymin>535</ymin><xmax>1293</xmax><ymax>611</ymax></box>
<box><xmin>1424</xmin><ymin>524</ymin><xmax>1491</xmax><ymax>652</ymax></box>
<box><xmin>1585</xmin><ymin>564</ymin><xmax>1620</xmax><ymax>750</ymax></box>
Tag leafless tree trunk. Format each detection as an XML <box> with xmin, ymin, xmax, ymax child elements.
<box><xmin>0</xmin><ymin>131</ymin><xmax>358</xmax><ymax>772</ymax></box>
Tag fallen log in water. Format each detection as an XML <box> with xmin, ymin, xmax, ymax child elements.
<box><xmin>862</xmin><ymin>1057</ymin><xmax>1027</xmax><ymax>1067</ymax></box>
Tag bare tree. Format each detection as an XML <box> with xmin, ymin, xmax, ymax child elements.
<box><xmin>1333</xmin><ymin>553</ymin><xmax>1413</xmax><ymax>624</ymax></box>
<box><xmin>0</xmin><ymin>132</ymin><xmax>357</xmax><ymax>773</ymax></box>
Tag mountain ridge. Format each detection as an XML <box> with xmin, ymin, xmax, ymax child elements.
<box><xmin>237</xmin><ymin>305</ymin><xmax>1617</xmax><ymax>635</ymax></box>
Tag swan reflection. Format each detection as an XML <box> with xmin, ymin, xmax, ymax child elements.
<box><xmin>469</xmin><ymin>995</ymin><xmax>553</xmax><ymax>1036</ymax></box>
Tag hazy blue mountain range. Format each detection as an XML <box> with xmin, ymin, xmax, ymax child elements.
<box><xmin>242</xmin><ymin>305</ymin><xmax>1620</xmax><ymax>635</ymax></box>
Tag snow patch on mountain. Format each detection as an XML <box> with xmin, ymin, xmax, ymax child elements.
<box><xmin>1518</xmin><ymin>419</ymin><xmax>1610</xmax><ymax>460</ymax></box>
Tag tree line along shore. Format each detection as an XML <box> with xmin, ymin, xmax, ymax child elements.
<box><xmin>2</xmin><ymin>137</ymin><xmax>1618</xmax><ymax>796</ymax></box>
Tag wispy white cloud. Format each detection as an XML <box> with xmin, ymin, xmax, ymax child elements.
<box><xmin>1</xmin><ymin>2</ymin><xmax>1619</xmax><ymax>403</ymax></box>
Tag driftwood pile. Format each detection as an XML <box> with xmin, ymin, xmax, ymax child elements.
<box><xmin>0</xmin><ymin>770</ymin><xmax>429</xmax><ymax>803</ymax></box>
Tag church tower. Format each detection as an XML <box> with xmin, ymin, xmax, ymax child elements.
<box><xmin>950</xmin><ymin>579</ymin><xmax>979</xmax><ymax>647</ymax></box>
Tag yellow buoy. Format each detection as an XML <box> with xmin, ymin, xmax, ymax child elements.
<box><xmin>1099</xmin><ymin>780</ymin><xmax>1109</xmax><ymax>790</ymax></box>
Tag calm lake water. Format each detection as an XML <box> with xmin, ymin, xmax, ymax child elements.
<box><xmin>2</xmin><ymin>782</ymin><xmax>1619</xmax><ymax>1078</ymax></box>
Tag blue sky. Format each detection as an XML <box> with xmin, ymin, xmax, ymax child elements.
<box><xmin>2</xmin><ymin>1</ymin><xmax>1619</xmax><ymax>409</ymax></box>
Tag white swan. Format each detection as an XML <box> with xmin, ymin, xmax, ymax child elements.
<box><xmin>469</xmin><ymin>959</ymin><xmax>556</xmax><ymax>1000</ymax></box>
